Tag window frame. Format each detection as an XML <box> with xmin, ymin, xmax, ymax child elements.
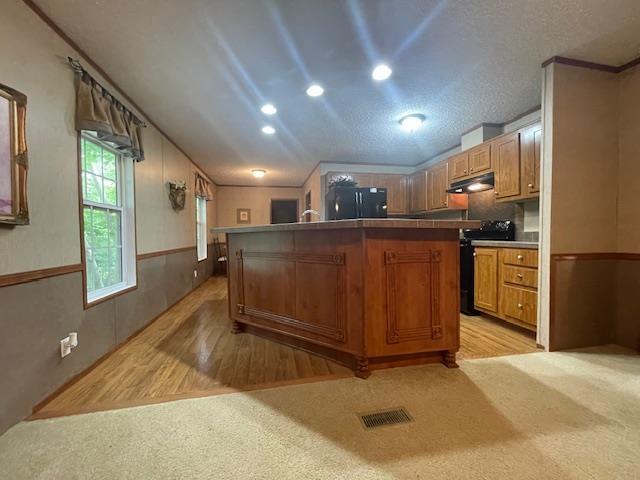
<box><xmin>78</xmin><ymin>132</ymin><xmax>137</xmax><ymax>307</ymax></box>
<box><xmin>196</xmin><ymin>195</ymin><xmax>207</xmax><ymax>262</ymax></box>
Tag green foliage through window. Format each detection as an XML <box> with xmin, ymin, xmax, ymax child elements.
<box><xmin>81</xmin><ymin>136</ymin><xmax>125</xmax><ymax>295</ymax></box>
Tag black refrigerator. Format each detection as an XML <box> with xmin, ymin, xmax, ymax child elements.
<box><xmin>325</xmin><ymin>187</ymin><xmax>388</xmax><ymax>220</ymax></box>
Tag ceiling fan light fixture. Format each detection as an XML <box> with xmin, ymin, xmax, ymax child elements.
<box><xmin>251</xmin><ymin>169</ymin><xmax>266</xmax><ymax>178</ymax></box>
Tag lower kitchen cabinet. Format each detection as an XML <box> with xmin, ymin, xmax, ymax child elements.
<box><xmin>474</xmin><ymin>246</ymin><xmax>538</xmax><ymax>331</ymax></box>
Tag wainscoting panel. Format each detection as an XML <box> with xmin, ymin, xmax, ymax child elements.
<box><xmin>0</xmin><ymin>246</ymin><xmax>213</xmax><ymax>435</ymax></box>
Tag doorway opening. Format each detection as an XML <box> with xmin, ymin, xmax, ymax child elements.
<box><xmin>271</xmin><ymin>198</ymin><xmax>298</xmax><ymax>224</ymax></box>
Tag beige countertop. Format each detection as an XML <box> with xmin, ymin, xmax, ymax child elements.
<box><xmin>212</xmin><ymin>218</ymin><xmax>481</xmax><ymax>234</ymax></box>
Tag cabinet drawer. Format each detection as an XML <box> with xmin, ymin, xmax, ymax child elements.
<box><xmin>500</xmin><ymin>285</ymin><xmax>537</xmax><ymax>326</ymax></box>
<box><xmin>502</xmin><ymin>265</ymin><xmax>538</xmax><ymax>288</ymax></box>
<box><xmin>502</xmin><ymin>248</ymin><xmax>538</xmax><ymax>268</ymax></box>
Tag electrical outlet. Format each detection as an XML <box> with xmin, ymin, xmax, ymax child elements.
<box><xmin>194</xmin><ymin>269</ymin><xmax>198</xmax><ymax>278</ymax></box>
<box><xmin>60</xmin><ymin>336</ymin><xmax>72</xmax><ymax>358</ymax></box>
<box><xmin>60</xmin><ymin>332</ymin><xmax>79</xmax><ymax>358</ymax></box>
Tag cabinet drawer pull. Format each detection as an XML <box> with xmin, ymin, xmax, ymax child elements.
<box><xmin>470</xmin><ymin>167</ymin><xmax>474</xmax><ymax>172</ymax></box>
<box><xmin>463</xmin><ymin>170</ymin><xmax>467</xmax><ymax>174</ymax></box>
<box><xmin>516</xmin><ymin>273</ymin><xmax>523</xmax><ymax>278</ymax></box>
<box><xmin>517</xmin><ymin>303</ymin><xmax>523</xmax><ymax>309</ymax></box>
<box><xmin>517</xmin><ymin>255</ymin><xmax>524</xmax><ymax>260</ymax></box>
<box><xmin>473</xmin><ymin>252</ymin><xmax>477</xmax><ymax>257</ymax></box>
<box><xmin>528</xmin><ymin>183</ymin><xmax>533</xmax><ymax>188</ymax></box>
<box><xmin>494</xmin><ymin>191</ymin><xmax>499</xmax><ymax>195</ymax></box>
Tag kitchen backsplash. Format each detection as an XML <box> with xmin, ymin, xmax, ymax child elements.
<box><xmin>416</xmin><ymin>190</ymin><xmax>539</xmax><ymax>242</ymax></box>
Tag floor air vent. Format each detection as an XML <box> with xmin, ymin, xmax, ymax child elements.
<box><xmin>358</xmin><ymin>407</ymin><xmax>413</xmax><ymax>429</ymax></box>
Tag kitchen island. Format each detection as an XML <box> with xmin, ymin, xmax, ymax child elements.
<box><xmin>213</xmin><ymin>219</ymin><xmax>480</xmax><ymax>378</ymax></box>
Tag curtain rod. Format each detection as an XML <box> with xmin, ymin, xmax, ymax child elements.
<box><xmin>67</xmin><ymin>57</ymin><xmax>147</xmax><ymax>127</ymax></box>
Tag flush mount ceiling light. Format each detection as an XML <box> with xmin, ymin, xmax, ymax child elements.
<box><xmin>399</xmin><ymin>114</ymin><xmax>426</xmax><ymax>133</ymax></box>
<box><xmin>306</xmin><ymin>84</ymin><xmax>324</xmax><ymax>97</ymax></box>
<box><xmin>251</xmin><ymin>169</ymin><xmax>266</xmax><ymax>178</ymax></box>
<box><xmin>261</xmin><ymin>125</ymin><xmax>276</xmax><ymax>135</ymax></box>
<box><xmin>372</xmin><ymin>64</ymin><xmax>392</xmax><ymax>81</ymax></box>
<box><xmin>261</xmin><ymin>103</ymin><xmax>277</xmax><ymax>115</ymax></box>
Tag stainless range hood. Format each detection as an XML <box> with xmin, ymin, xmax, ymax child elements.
<box><xmin>446</xmin><ymin>172</ymin><xmax>494</xmax><ymax>194</ymax></box>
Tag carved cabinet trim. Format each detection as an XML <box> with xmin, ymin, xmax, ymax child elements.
<box><xmin>235</xmin><ymin>249</ymin><xmax>347</xmax><ymax>342</ymax></box>
<box><xmin>384</xmin><ymin>250</ymin><xmax>442</xmax><ymax>343</ymax></box>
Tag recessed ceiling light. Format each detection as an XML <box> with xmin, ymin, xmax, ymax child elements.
<box><xmin>261</xmin><ymin>125</ymin><xmax>276</xmax><ymax>135</ymax></box>
<box><xmin>399</xmin><ymin>114</ymin><xmax>426</xmax><ymax>133</ymax></box>
<box><xmin>306</xmin><ymin>84</ymin><xmax>324</xmax><ymax>97</ymax></box>
<box><xmin>372</xmin><ymin>64</ymin><xmax>392</xmax><ymax>81</ymax></box>
<box><xmin>251</xmin><ymin>169</ymin><xmax>266</xmax><ymax>178</ymax></box>
<box><xmin>261</xmin><ymin>103</ymin><xmax>277</xmax><ymax>115</ymax></box>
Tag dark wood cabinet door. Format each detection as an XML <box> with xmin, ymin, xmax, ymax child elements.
<box><xmin>493</xmin><ymin>132</ymin><xmax>521</xmax><ymax>199</ymax></box>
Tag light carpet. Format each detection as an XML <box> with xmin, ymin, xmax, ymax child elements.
<box><xmin>0</xmin><ymin>346</ymin><xmax>638</xmax><ymax>479</ymax></box>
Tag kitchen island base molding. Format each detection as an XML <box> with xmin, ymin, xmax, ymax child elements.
<box><xmin>214</xmin><ymin>219</ymin><xmax>479</xmax><ymax>378</ymax></box>
<box><xmin>235</xmin><ymin>322</ymin><xmax>456</xmax><ymax>378</ymax></box>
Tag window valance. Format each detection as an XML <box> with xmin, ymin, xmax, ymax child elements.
<box><xmin>195</xmin><ymin>173</ymin><xmax>213</xmax><ymax>200</ymax></box>
<box><xmin>70</xmin><ymin>58</ymin><xmax>146</xmax><ymax>162</ymax></box>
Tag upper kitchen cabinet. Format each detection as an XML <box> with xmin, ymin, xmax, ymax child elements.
<box><xmin>427</xmin><ymin>162</ymin><xmax>449</xmax><ymax>210</ymax></box>
<box><xmin>468</xmin><ymin>143</ymin><xmax>491</xmax><ymax>175</ymax></box>
<box><xmin>408</xmin><ymin>170</ymin><xmax>427</xmax><ymax>213</ymax></box>
<box><xmin>449</xmin><ymin>151</ymin><xmax>469</xmax><ymax>181</ymax></box>
<box><xmin>520</xmin><ymin>123</ymin><xmax>542</xmax><ymax>197</ymax></box>
<box><xmin>427</xmin><ymin>161</ymin><xmax>468</xmax><ymax>211</ymax></box>
<box><xmin>493</xmin><ymin>131</ymin><xmax>521</xmax><ymax>200</ymax></box>
<box><xmin>376</xmin><ymin>174</ymin><xmax>407</xmax><ymax>215</ymax></box>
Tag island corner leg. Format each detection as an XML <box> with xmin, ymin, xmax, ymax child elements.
<box><xmin>231</xmin><ymin>320</ymin><xmax>244</xmax><ymax>335</ymax></box>
<box><xmin>442</xmin><ymin>350</ymin><xmax>459</xmax><ymax>369</ymax></box>
<box><xmin>355</xmin><ymin>357</ymin><xmax>371</xmax><ymax>379</ymax></box>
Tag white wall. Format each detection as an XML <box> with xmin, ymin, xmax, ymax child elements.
<box><xmin>0</xmin><ymin>0</ymin><xmax>215</xmax><ymax>276</ymax></box>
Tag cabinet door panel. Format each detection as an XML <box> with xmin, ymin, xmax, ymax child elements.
<box><xmin>500</xmin><ymin>285</ymin><xmax>537</xmax><ymax>326</ymax></box>
<box><xmin>428</xmin><ymin>162</ymin><xmax>449</xmax><ymax>210</ymax></box>
<box><xmin>493</xmin><ymin>132</ymin><xmax>521</xmax><ymax>199</ymax></box>
<box><xmin>449</xmin><ymin>152</ymin><xmax>469</xmax><ymax>180</ymax></box>
<box><xmin>521</xmin><ymin>124</ymin><xmax>542</xmax><ymax>195</ymax></box>
<box><xmin>409</xmin><ymin>171</ymin><xmax>427</xmax><ymax>212</ymax></box>
<box><xmin>469</xmin><ymin>143</ymin><xmax>491</xmax><ymax>175</ymax></box>
<box><xmin>378</xmin><ymin>174</ymin><xmax>407</xmax><ymax>215</ymax></box>
<box><xmin>474</xmin><ymin>248</ymin><xmax>498</xmax><ymax>312</ymax></box>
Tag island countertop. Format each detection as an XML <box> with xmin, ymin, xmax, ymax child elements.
<box><xmin>212</xmin><ymin>218</ymin><xmax>481</xmax><ymax>234</ymax></box>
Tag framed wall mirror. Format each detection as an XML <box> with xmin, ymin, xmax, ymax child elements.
<box><xmin>0</xmin><ymin>83</ymin><xmax>28</xmax><ymax>225</ymax></box>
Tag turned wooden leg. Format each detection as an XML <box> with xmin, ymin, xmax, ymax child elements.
<box><xmin>355</xmin><ymin>357</ymin><xmax>371</xmax><ymax>379</ymax></box>
<box><xmin>231</xmin><ymin>320</ymin><xmax>244</xmax><ymax>335</ymax></box>
<box><xmin>442</xmin><ymin>351</ymin><xmax>459</xmax><ymax>369</ymax></box>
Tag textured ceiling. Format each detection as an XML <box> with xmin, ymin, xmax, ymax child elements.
<box><xmin>34</xmin><ymin>0</ymin><xmax>640</xmax><ymax>186</ymax></box>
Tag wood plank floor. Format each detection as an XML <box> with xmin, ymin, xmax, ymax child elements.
<box><xmin>33</xmin><ymin>276</ymin><xmax>539</xmax><ymax>419</ymax></box>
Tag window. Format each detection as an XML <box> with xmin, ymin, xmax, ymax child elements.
<box><xmin>80</xmin><ymin>133</ymin><xmax>136</xmax><ymax>303</ymax></box>
<box><xmin>196</xmin><ymin>196</ymin><xmax>207</xmax><ymax>261</ymax></box>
